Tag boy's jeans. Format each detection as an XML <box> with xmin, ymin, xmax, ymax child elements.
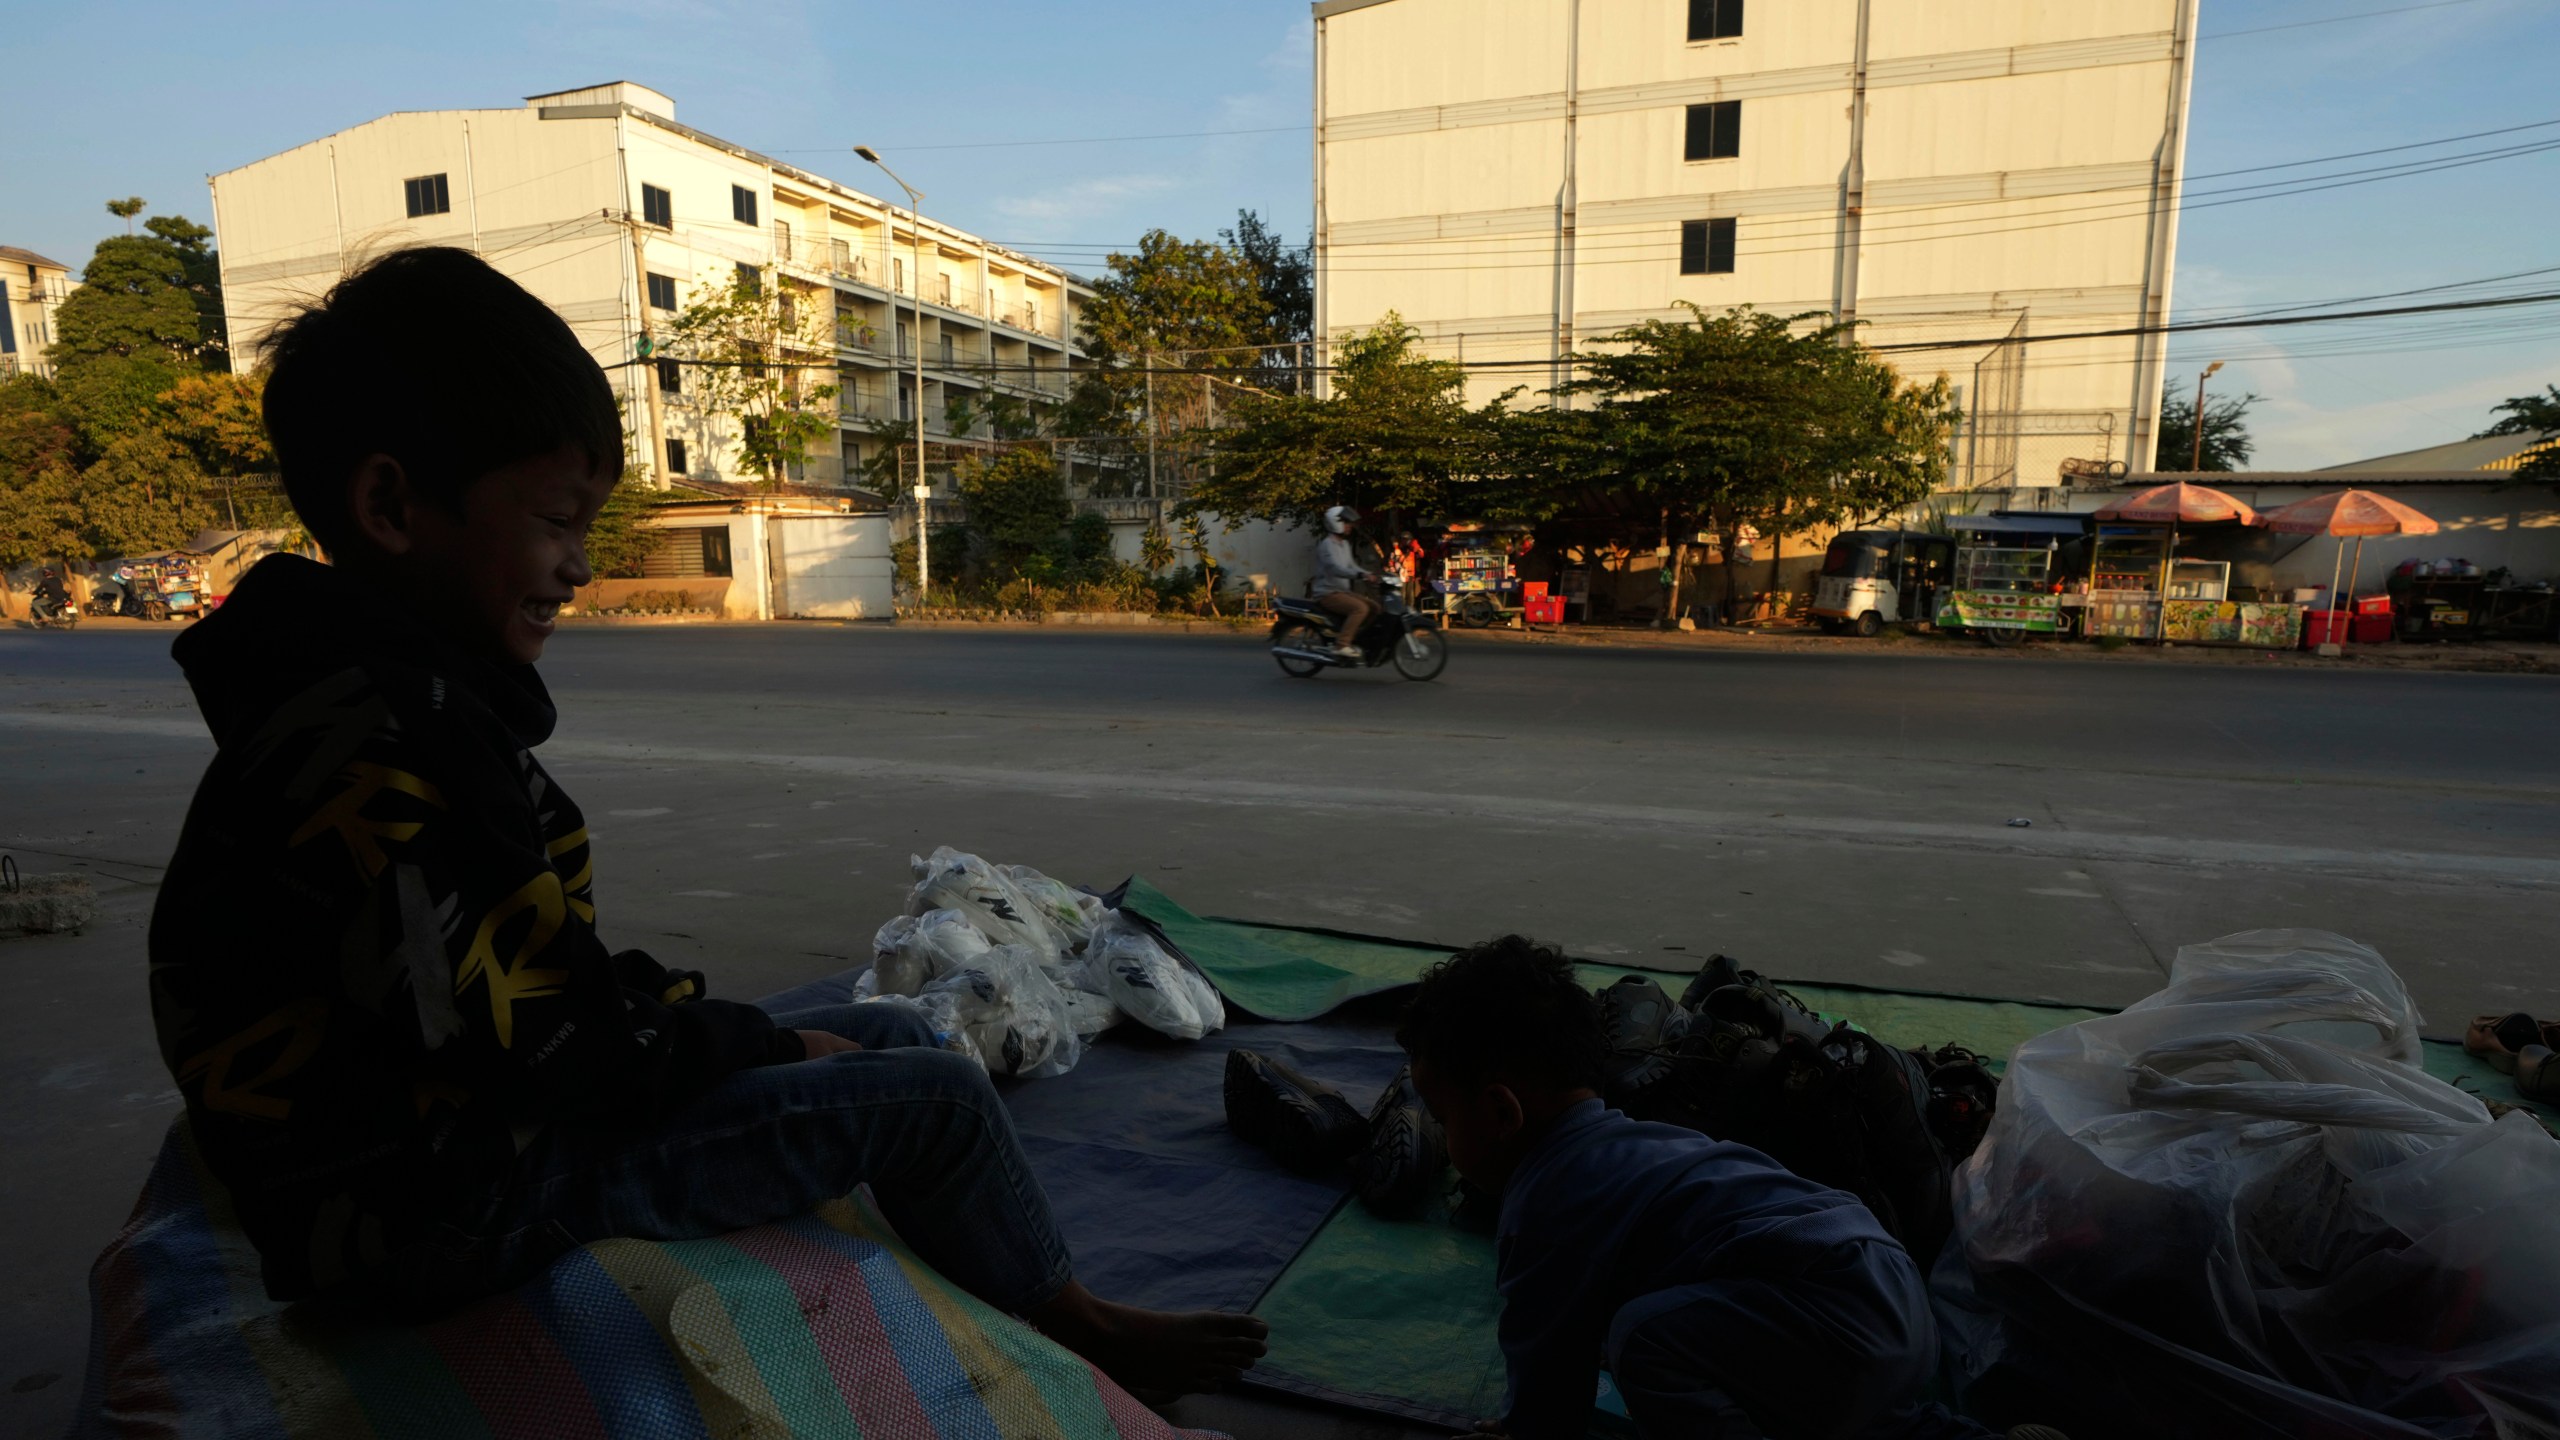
<box><xmin>386</xmin><ymin>1002</ymin><xmax>1074</xmax><ymax>1315</ymax></box>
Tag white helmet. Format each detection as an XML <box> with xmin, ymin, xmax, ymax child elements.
<box><xmin>1324</xmin><ymin>505</ymin><xmax>1360</xmax><ymax>535</ymax></box>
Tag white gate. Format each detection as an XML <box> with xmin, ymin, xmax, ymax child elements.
<box><xmin>771</xmin><ymin>514</ymin><xmax>892</xmax><ymax>619</ymax></box>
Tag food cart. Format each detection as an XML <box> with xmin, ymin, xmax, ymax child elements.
<box><xmin>1935</xmin><ymin>515</ymin><xmax>2084</xmax><ymax>644</ymax></box>
<box><xmin>2084</xmin><ymin>484</ymin><xmax>2304</xmax><ymax>649</ymax></box>
<box><xmin>1433</xmin><ymin>522</ymin><xmax>1531</xmax><ymax>628</ymax></box>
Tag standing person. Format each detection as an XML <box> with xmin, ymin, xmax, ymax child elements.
<box><xmin>145</xmin><ymin>246</ymin><xmax>1265</xmax><ymax>1395</ymax></box>
<box><xmin>1313</xmin><ymin>504</ymin><xmax>1381</xmax><ymax>658</ymax></box>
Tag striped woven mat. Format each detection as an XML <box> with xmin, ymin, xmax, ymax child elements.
<box><xmin>73</xmin><ymin>1122</ymin><xmax>1217</xmax><ymax>1440</ymax></box>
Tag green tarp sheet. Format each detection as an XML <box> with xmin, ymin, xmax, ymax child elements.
<box><xmin>1119</xmin><ymin>883</ymin><xmax>2547</xmax><ymax>1428</ymax></box>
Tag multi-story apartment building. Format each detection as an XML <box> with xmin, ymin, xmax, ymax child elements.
<box><xmin>209</xmin><ymin>82</ymin><xmax>1090</xmax><ymax>491</ymax></box>
<box><xmin>1312</xmin><ymin>0</ymin><xmax>2199</xmax><ymax>486</ymax></box>
<box><xmin>0</xmin><ymin>247</ymin><xmax>73</xmax><ymax>380</ymax></box>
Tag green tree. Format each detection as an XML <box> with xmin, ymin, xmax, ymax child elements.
<box><xmin>2477</xmin><ymin>383</ymin><xmax>2560</xmax><ymax>484</ymax></box>
<box><xmin>1064</xmin><ymin>228</ymin><xmax>1279</xmax><ymax>494</ymax></box>
<box><xmin>583</xmin><ymin>463</ymin><xmax>663</xmax><ymax>579</ymax></box>
<box><xmin>50</xmin><ymin>211</ymin><xmax>226</xmax><ymax>373</ymax></box>
<box><xmin>1192</xmin><ymin>316</ymin><xmax>1486</xmax><ymax>527</ymax></box>
<box><xmin>2156</xmin><ymin>376</ymin><xmax>2259</xmax><ymax>472</ymax></box>
<box><xmin>1552</xmin><ymin>305</ymin><xmax>1960</xmax><ymax>621</ymax></box>
<box><xmin>106</xmin><ymin>196</ymin><xmax>146</xmax><ymax>234</ymax></box>
<box><xmin>662</xmin><ymin>267</ymin><xmax>840</xmax><ymax>487</ymax></box>
<box><xmin>1221</xmin><ymin>210</ymin><xmax>1311</xmax><ymax>350</ymax></box>
<box><xmin>954</xmin><ymin>447</ymin><xmax>1071</xmax><ymax>571</ymax></box>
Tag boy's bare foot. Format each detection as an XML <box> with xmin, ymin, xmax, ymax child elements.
<box><xmin>1026</xmin><ymin>1282</ymin><xmax>1271</xmax><ymax>1395</ymax></box>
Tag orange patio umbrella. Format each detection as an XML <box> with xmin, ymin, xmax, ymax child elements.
<box><xmin>2262</xmin><ymin>489</ymin><xmax>2440</xmax><ymax>624</ymax></box>
<box><xmin>2093</xmin><ymin>483</ymin><xmax>2261</xmax><ymax>639</ymax></box>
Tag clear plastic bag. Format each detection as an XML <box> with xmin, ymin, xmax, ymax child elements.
<box><xmin>1087</xmin><ymin>909</ymin><xmax>1225</xmax><ymax>1042</ymax></box>
<box><xmin>1005</xmin><ymin>865</ymin><xmax>1105</xmax><ymax>954</ymax></box>
<box><xmin>869</xmin><ymin>908</ymin><xmax>993</xmax><ymax>997</ymax></box>
<box><xmin>905</xmin><ymin>847</ymin><xmax>1060</xmax><ymax>956</ymax></box>
<box><xmin>920</xmin><ymin>943</ymin><xmax>1084</xmax><ymax>1080</ymax></box>
<box><xmin>1946</xmin><ymin>928</ymin><xmax>2560</xmax><ymax>1437</ymax></box>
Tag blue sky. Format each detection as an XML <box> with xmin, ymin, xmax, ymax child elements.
<box><xmin>12</xmin><ymin>0</ymin><xmax>2558</xmax><ymax>468</ymax></box>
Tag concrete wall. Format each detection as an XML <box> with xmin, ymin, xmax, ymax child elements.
<box><xmin>770</xmin><ymin>514</ymin><xmax>893</xmax><ymax>619</ymax></box>
<box><xmin>1314</xmin><ymin>0</ymin><xmax>2194</xmax><ymax>481</ymax></box>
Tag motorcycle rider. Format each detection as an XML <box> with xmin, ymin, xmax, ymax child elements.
<box><xmin>1312</xmin><ymin>506</ymin><xmax>1381</xmax><ymax>658</ymax></box>
<box><xmin>30</xmin><ymin>565</ymin><xmax>74</xmax><ymax>623</ymax></box>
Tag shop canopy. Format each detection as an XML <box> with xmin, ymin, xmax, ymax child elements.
<box><xmin>2093</xmin><ymin>482</ymin><xmax>2262</xmax><ymax>527</ymax></box>
<box><xmin>1947</xmin><ymin>515</ymin><xmax>2088</xmax><ymax>536</ymax></box>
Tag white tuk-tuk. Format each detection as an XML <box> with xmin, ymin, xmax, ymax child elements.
<box><xmin>1811</xmin><ymin>530</ymin><xmax>1953</xmax><ymax>636</ymax></box>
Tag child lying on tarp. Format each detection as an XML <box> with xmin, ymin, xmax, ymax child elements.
<box><xmin>144</xmin><ymin>246</ymin><xmax>1263</xmax><ymax>1397</ymax></box>
<box><xmin>1397</xmin><ymin>936</ymin><xmax>1984</xmax><ymax>1440</ymax></box>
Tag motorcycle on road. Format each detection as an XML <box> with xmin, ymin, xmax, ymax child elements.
<box><xmin>1268</xmin><ymin>588</ymin><xmax>1448</xmax><ymax>681</ymax></box>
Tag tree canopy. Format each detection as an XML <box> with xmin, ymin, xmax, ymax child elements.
<box><xmin>660</xmin><ymin>266</ymin><xmax>840</xmax><ymax>487</ymax></box>
<box><xmin>2156</xmin><ymin>375</ymin><xmax>2259</xmax><ymax>472</ymax></box>
<box><xmin>2476</xmin><ymin>383</ymin><xmax>2560</xmax><ymax>484</ymax></box>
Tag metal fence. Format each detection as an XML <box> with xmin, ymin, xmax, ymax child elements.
<box><xmin>1964</xmin><ymin>311</ymin><xmax>2027</xmax><ymax>491</ymax></box>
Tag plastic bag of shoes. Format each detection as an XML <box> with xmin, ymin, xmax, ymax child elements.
<box><xmin>1915</xmin><ymin>1043</ymin><xmax>1999</xmax><ymax>1162</ymax></box>
<box><xmin>1006</xmin><ymin>865</ymin><xmax>1105</xmax><ymax>954</ymax></box>
<box><xmin>1597</xmin><ymin>975</ymin><xmax>1684</xmax><ymax>1108</ymax></box>
<box><xmin>1351</xmin><ymin>1064</ymin><xmax>1449</xmax><ymax>1220</ymax></box>
<box><xmin>1089</xmin><ymin>909</ymin><xmax>1226</xmax><ymax>1041</ymax></box>
<box><xmin>1224</xmin><ymin>1048</ymin><xmax>1366</xmax><ymax>1173</ymax></box>
<box><xmin>871</xmin><ymin>907</ymin><xmax>995</xmax><ymax>997</ymax></box>
<box><xmin>905</xmin><ymin>846</ymin><xmax>1061</xmax><ymax>956</ymax></box>
<box><xmin>918</xmin><ymin>944</ymin><xmax>1084</xmax><ymax>1079</ymax></box>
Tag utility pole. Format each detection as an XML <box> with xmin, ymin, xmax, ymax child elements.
<box><xmin>2190</xmin><ymin>360</ymin><xmax>2224</xmax><ymax>471</ymax></box>
<box><xmin>857</xmin><ymin>146</ymin><xmax>931</xmax><ymax>595</ymax></box>
<box><xmin>1144</xmin><ymin>351</ymin><xmax>1158</xmax><ymax>500</ymax></box>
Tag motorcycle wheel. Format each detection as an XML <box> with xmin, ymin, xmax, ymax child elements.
<box><xmin>1272</xmin><ymin>620</ymin><xmax>1327</xmax><ymax>679</ymax></box>
<box><xmin>143</xmin><ymin>600</ymin><xmax>170</xmax><ymax>622</ymax></box>
<box><xmin>1391</xmin><ymin>628</ymin><xmax>1449</xmax><ymax>681</ymax></box>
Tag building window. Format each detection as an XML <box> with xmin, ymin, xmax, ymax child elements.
<box><xmin>646</xmin><ymin>272</ymin><xmax>678</xmax><ymax>311</ymax></box>
<box><xmin>640</xmin><ymin>525</ymin><xmax>733</xmax><ymax>578</ymax></box>
<box><xmin>732</xmin><ymin>185</ymin><xmax>759</xmax><ymax>226</ymax></box>
<box><xmin>899</xmin><ymin>379</ymin><xmax>913</xmax><ymax>421</ymax></box>
<box><xmin>664</xmin><ymin>437</ymin><xmax>688</xmax><ymax>474</ymax></box>
<box><xmin>734</xmin><ymin>261</ymin><xmax>760</xmax><ymax>293</ymax></box>
<box><xmin>642</xmin><ymin>184</ymin><xmax>673</xmax><ymax>228</ymax></box>
<box><xmin>656</xmin><ymin>358</ymin><xmax>682</xmax><ymax>393</ymax></box>
<box><xmin>1688</xmin><ymin>0</ymin><xmax>1742</xmax><ymax>41</ymax></box>
<box><xmin>1680</xmin><ymin>218</ymin><xmax>1737</xmax><ymax>275</ymax></box>
<box><xmin>897</xmin><ymin>321</ymin><xmax>911</xmax><ymax>356</ymax></box>
<box><xmin>403</xmin><ymin>174</ymin><xmax>451</xmax><ymax>218</ymax></box>
<box><xmin>937</xmin><ymin>273</ymin><xmax>952</xmax><ymax>305</ymax></box>
<box><xmin>1684</xmin><ymin>100</ymin><xmax>1741</xmax><ymax>161</ymax></box>
<box><xmin>939</xmin><ymin>333</ymin><xmax>955</xmax><ymax>367</ymax></box>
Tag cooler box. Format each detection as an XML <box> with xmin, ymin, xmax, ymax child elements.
<box><xmin>2301</xmin><ymin>610</ymin><xmax>2351</xmax><ymax>647</ymax></box>
<box><xmin>1522</xmin><ymin>581</ymin><xmax>1549</xmax><ymax>602</ymax></box>
<box><xmin>2352</xmin><ymin>593</ymin><xmax>2392</xmax><ymax>617</ymax></box>
<box><xmin>2350</xmin><ymin>613</ymin><xmax>2392</xmax><ymax>644</ymax></box>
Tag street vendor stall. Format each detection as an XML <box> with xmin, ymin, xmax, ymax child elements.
<box><xmin>1937</xmin><ymin>515</ymin><xmax>2084</xmax><ymax>644</ymax></box>
<box><xmin>1432</xmin><ymin>521</ymin><xmax>1531</xmax><ymax>628</ymax></box>
<box><xmin>2086</xmin><ymin>483</ymin><xmax>2303</xmax><ymax>648</ymax></box>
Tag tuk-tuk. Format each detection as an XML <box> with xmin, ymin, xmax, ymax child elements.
<box><xmin>1812</xmin><ymin>530</ymin><xmax>1952</xmax><ymax>636</ymax></box>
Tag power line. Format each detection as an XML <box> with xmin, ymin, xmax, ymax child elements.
<box><xmin>2199</xmin><ymin>0</ymin><xmax>2499</xmax><ymax>41</ymax></box>
<box><xmin>774</xmin><ymin>125</ymin><xmax>1308</xmax><ymax>155</ymax></box>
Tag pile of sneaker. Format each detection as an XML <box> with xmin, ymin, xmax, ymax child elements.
<box><xmin>854</xmin><ymin>847</ymin><xmax>1227</xmax><ymax>1080</ymax></box>
<box><xmin>2463</xmin><ymin>1011</ymin><xmax>2560</xmax><ymax>1104</ymax></box>
<box><xmin>1223</xmin><ymin>1050</ymin><xmax>1449</xmax><ymax>1220</ymax></box>
<box><xmin>1598</xmin><ymin>956</ymin><xmax>1997</xmax><ymax>1261</ymax></box>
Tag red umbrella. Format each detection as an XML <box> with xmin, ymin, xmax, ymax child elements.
<box><xmin>2262</xmin><ymin>489</ymin><xmax>2440</xmax><ymax>625</ymax></box>
<box><xmin>2093</xmin><ymin>482</ymin><xmax>2262</xmax><ymax>526</ymax></box>
<box><xmin>2093</xmin><ymin>483</ymin><xmax>2260</xmax><ymax>640</ymax></box>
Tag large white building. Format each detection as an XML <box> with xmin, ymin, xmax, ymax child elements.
<box><xmin>1</xmin><ymin>246</ymin><xmax>73</xmax><ymax>380</ymax></box>
<box><xmin>1312</xmin><ymin>0</ymin><xmax>2199</xmax><ymax>487</ymax></box>
<box><xmin>209</xmin><ymin>82</ymin><xmax>1091</xmax><ymax>492</ymax></box>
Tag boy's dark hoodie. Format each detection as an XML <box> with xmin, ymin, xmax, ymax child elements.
<box><xmin>150</xmin><ymin>554</ymin><xmax>789</xmax><ymax>1300</ymax></box>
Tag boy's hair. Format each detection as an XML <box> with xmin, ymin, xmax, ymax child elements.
<box><xmin>260</xmin><ymin>246</ymin><xmax>621</xmax><ymax>547</ymax></box>
<box><xmin>1397</xmin><ymin>935</ymin><xmax>1608</xmax><ymax>1095</ymax></box>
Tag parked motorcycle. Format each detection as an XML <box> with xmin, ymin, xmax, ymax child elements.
<box><xmin>88</xmin><ymin>567</ymin><xmax>171</xmax><ymax>621</ymax></box>
<box><xmin>1269</xmin><ymin>588</ymin><xmax>1448</xmax><ymax>681</ymax></box>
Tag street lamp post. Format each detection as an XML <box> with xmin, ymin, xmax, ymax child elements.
<box><xmin>856</xmin><ymin>145</ymin><xmax>930</xmax><ymax>597</ymax></box>
<box><xmin>2190</xmin><ymin>359</ymin><xmax>2225</xmax><ymax>472</ymax></box>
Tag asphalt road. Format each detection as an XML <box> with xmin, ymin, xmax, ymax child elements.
<box><xmin>5</xmin><ymin>620</ymin><xmax>2556</xmax><ymax>1436</ymax></box>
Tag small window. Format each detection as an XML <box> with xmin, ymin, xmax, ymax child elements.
<box><xmin>734</xmin><ymin>261</ymin><xmax>760</xmax><ymax>293</ymax></box>
<box><xmin>1680</xmin><ymin>218</ymin><xmax>1737</xmax><ymax>275</ymax></box>
<box><xmin>937</xmin><ymin>273</ymin><xmax>952</xmax><ymax>305</ymax></box>
<box><xmin>939</xmin><ymin>333</ymin><xmax>955</xmax><ymax>366</ymax></box>
<box><xmin>1684</xmin><ymin>100</ymin><xmax>1741</xmax><ymax>161</ymax></box>
<box><xmin>1688</xmin><ymin>0</ymin><xmax>1742</xmax><ymax>41</ymax></box>
<box><xmin>639</xmin><ymin>526</ymin><xmax>732</xmax><ymax>578</ymax></box>
<box><xmin>664</xmin><ymin>437</ymin><xmax>688</xmax><ymax>474</ymax></box>
<box><xmin>656</xmin><ymin>358</ymin><xmax>681</xmax><ymax>393</ymax></box>
<box><xmin>897</xmin><ymin>321</ymin><xmax>911</xmax><ymax>355</ymax></box>
<box><xmin>646</xmin><ymin>272</ymin><xmax>678</xmax><ymax>311</ymax></box>
<box><xmin>403</xmin><ymin>173</ymin><xmax>451</xmax><ymax>218</ymax></box>
<box><xmin>642</xmin><ymin>184</ymin><xmax>673</xmax><ymax>228</ymax></box>
<box><xmin>732</xmin><ymin>185</ymin><xmax>759</xmax><ymax>226</ymax></box>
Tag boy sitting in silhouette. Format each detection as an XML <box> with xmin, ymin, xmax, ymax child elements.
<box><xmin>1398</xmin><ymin>936</ymin><xmax>1960</xmax><ymax>1439</ymax></box>
<box><xmin>147</xmin><ymin>246</ymin><xmax>1263</xmax><ymax>1393</ymax></box>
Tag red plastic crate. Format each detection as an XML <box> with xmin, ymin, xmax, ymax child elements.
<box><xmin>1523</xmin><ymin>595</ymin><xmax>1567</xmax><ymax>624</ymax></box>
<box><xmin>2301</xmin><ymin>610</ymin><xmax>2351</xmax><ymax>647</ymax></box>
<box><xmin>2350</xmin><ymin>613</ymin><xmax>2392</xmax><ymax>644</ymax></box>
